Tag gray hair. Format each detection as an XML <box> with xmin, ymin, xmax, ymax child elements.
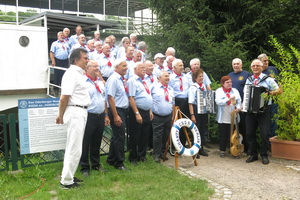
<box><xmin>137</xmin><ymin>41</ymin><xmax>147</xmax><ymax>50</ymax></box>
<box><xmin>166</xmin><ymin>47</ymin><xmax>176</xmax><ymax>56</ymax></box>
<box><xmin>130</xmin><ymin>33</ymin><xmax>137</xmax><ymax>38</ymax></box>
<box><xmin>172</xmin><ymin>58</ymin><xmax>183</xmax><ymax>68</ymax></box>
<box><xmin>189</xmin><ymin>58</ymin><xmax>200</xmax><ymax>66</ymax></box>
<box><xmin>166</xmin><ymin>55</ymin><xmax>174</xmax><ymax>62</ymax></box>
<box><xmin>87</xmin><ymin>59</ymin><xmax>98</xmax><ymax>68</ymax></box>
<box><xmin>95</xmin><ymin>41</ymin><xmax>103</xmax><ymax>46</ymax></box>
<box><xmin>113</xmin><ymin>58</ymin><xmax>127</xmax><ymax>70</ymax></box>
<box><xmin>251</xmin><ymin>59</ymin><xmax>263</xmax><ymax>66</ymax></box>
<box><xmin>157</xmin><ymin>70</ymin><xmax>168</xmax><ymax>78</ymax></box>
<box><xmin>257</xmin><ymin>53</ymin><xmax>268</xmax><ymax>60</ymax></box>
<box><xmin>232</xmin><ymin>58</ymin><xmax>242</xmax><ymax>65</ymax></box>
<box><xmin>133</xmin><ymin>49</ymin><xmax>143</xmax><ymax>56</ymax></box>
<box><xmin>134</xmin><ymin>62</ymin><xmax>143</xmax><ymax>69</ymax></box>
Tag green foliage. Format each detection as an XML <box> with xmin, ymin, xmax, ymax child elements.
<box><xmin>0</xmin><ymin>9</ymin><xmax>38</xmax><ymax>23</ymax></box>
<box><xmin>269</xmin><ymin>36</ymin><xmax>300</xmax><ymax>141</ymax></box>
<box><xmin>0</xmin><ymin>156</ymin><xmax>213</xmax><ymax>199</ymax></box>
<box><xmin>145</xmin><ymin>0</ymin><xmax>300</xmax><ymax>81</ymax></box>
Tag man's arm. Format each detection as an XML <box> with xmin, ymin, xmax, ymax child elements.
<box><xmin>56</xmin><ymin>95</ymin><xmax>70</xmax><ymax>124</ymax></box>
<box><xmin>129</xmin><ymin>96</ymin><xmax>142</xmax><ymax>124</ymax></box>
<box><xmin>50</xmin><ymin>52</ymin><xmax>56</xmax><ymax>66</ymax></box>
<box><xmin>108</xmin><ymin>95</ymin><xmax>122</xmax><ymax>127</ymax></box>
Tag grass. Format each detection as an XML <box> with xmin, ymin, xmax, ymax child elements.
<box><xmin>0</xmin><ymin>155</ymin><xmax>213</xmax><ymax>200</ymax></box>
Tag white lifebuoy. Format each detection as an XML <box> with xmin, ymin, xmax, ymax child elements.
<box><xmin>171</xmin><ymin>118</ymin><xmax>201</xmax><ymax>156</ymax></box>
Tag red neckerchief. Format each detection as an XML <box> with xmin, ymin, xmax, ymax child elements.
<box><xmin>141</xmin><ymin>77</ymin><xmax>150</xmax><ymax>94</ymax></box>
<box><xmin>126</xmin><ymin>56</ymin><xmax>132</xmax><ymax>61</ymax></box>
<box><xmin>198</xmin><ymin>83</ymin><xmax>204</xmax><ymax>91</ymax></box>
<box><xmin>105</xmin><ymin>54</ymin><xmax>112</xmax><ymax>67</ymax></box>
<box><xmin>253</xmin><ymin>74</ymin><xmax>260</xmax><ymax>85</ymax></box>
<box><xmin>59</xmin><ymin>40</ymin><xmax>65</xmax><ymax>50</ymax></box>
<box><xmin>94</xmin><ymin>38</ymin><xmax>100</xmax><ymax>41</ymax></box>
<box><xmin>116</xmin><ymin>71</ymin><xmax>128</xmax><ymax>93</ymax></box>
<box><xmin>86</xmin><ymin>74</ymin><xmax>101</xmax><ymax>93</ymax></box>
<box><xmin>159</xmin><ymin>65</ymin><xmax>164</xmax><ymax>70</ymax></box>
<box><xmin>97</xmin><ymin>50</ymin><xmax>102</xmax><ymax>54</ymax></box>
<box><xmin>173</xmin><ymin>70</ymin><xmax>183</xmax><ymax>91</ymax></box>
<box><xmin>88</xmin><ymin>47</ymin><xmax>94</xmax><ymax>52</ymax></box>
<box><xmin>168</xmin><ymin>65</ymin><xmax>172</xmax><ymax>71</ymax></box>
<box><xmin>222</xmin><ymin>86</ymin><xmax>232</xmax><ymax>105</ymax></box>
<box><xmin>146</xmin><ymin>73</ymin><xmax>154</xmax><ymax>83</ymax></box>
<box><xmin>163</xmin><ymin>84</ymin><xmax>169</xmax><ymax>102</ymax></box>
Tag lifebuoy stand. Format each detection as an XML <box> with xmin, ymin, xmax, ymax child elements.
<box><xmin>163</xmin><ymin>106</ymin><xmax>198</xmax><ymax>169</ymax></box>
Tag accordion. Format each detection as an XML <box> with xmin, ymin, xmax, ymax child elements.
<box><xmin>242</xmin><ymin>85</ymin><xmax>267</xmax><ymax>113</ymax></box>
<box><xmin>197</xmin><ymin>90</ymin><xmax>216</xmax><ymax>114</ymax></box>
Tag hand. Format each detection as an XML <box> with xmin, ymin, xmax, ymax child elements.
<box><xmin>114</xmin><ymin>115</ymin><xmax>122</xmax><ymax>127</ymax></box>
<box><xmin>191</xmin><ymin>115</ymin><xmax>196</xmax><ymax>124</ymax></box>
<box><xmin>104</xmin><ymin>115</ymin><xmax>110</xmax><ymax>126</ymax></box>
<box><xmin>136</xmin><ymin>114</ymin><xmax>143</xmax><ymax>124</ymax></box>
<box><xmin>51</xmin><ymin>61</ymin><xmax>56</xmax><ymax>67</ymax></box>
<box><xmin>149</xmin><ymin>111</ymin><xmax>154</xmax><ymax>121</ymax></box>
<box><xmin>230</xmin><ymin>96</ymin><xmax>236</xmax><ymax>105</ymax></box>
<box><xmin>56</xmin><ymin>116</ymin><xmax>64</xmax><ymax>124</ymax></box>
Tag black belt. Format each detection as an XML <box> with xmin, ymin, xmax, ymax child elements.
<box><xmin>69</xmin><ymin>105</ymin><xmax>88</xmax><ymax>109</ymax></box>
<box><xmin>88</xmin><ymin>112</ymin><xmax>104</xmax><ymax>117</ymax></box>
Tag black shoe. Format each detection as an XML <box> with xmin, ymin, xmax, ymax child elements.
<box><xmin>73</xmin><ymin>177</ymin><xmax>83</xmax><ymax>183</ymax></box>
<box><xmin>60</xmin><ymin>182</ymin><xmax>80</xmax><ymax>190</ymax></box>
<box><xmin>196</xmin><ymin>154</ymin><xmax>200</xmax><ymax>159</ymax></box>
<box><xmin>199</xmin><ymin>150</ymin><xmax>208</xmax><ymax>157</ymax></box>
<box><xmin>130</xmin><ymin>160</ymin><xmax>138</xmax><ymax>166</ymax></box>
<box><xmin>160</xmin><ymin>155</ymin><xmax>168</xmax><ymax>161</ymax></box>
<box><xmin>115</xmin><ymin>165</ymin><xmax>129</xmax><ymax>171</ymax></box>
<box><xmin>262</xmin><ymin>156</ymin><xmax>269</xmax><ymax>165</ymax></box>
<box><xmin>92</xmin><ymin>166</ymin><xmax>109</xmax><ymax>172</ymax></box>
<box><xmin>246</xmin><ymin>155</ymin><xmax>258</xmax><ymax>163</ymax></box>
<box><xmin>154</xmin><ymin>156</ymin><xmax>161</xmax><ymax>163</ymax></box>
<box><xmin>82</xmin><ymin>171</ymin><xmax>89</xmax><ymax>177</ymax></box>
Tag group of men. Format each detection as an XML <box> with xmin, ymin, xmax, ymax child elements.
<box><xmin>50</xmin><ymin>25</ymin><xmax>147</xmax><ymax>88</ymax></box>
<box><xmin>55</xmin><ymin>26</ymin><xmax>280</xmax><ymax>190</ymax></box>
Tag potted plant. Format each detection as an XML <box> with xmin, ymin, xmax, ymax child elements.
<box><xmin>268</xmin><ymin>36</ymin><xmax>300</xmax><ymax>161</ymax></box>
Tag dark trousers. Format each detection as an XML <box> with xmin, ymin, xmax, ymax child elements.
<box><xmin>193</xmin><ymin>106</ymin><xmax>208</xmax><ymax>151</ymax></box>
<box><xmin>239</xmin><ymin>112</ymin><xmax>248</xmax><ymax>152</ymax></box>
<box><xmin>54</xmin><ymin>58</ymin><xmax>69</xmax><ymax>87</ymax></box>
<box><xmin>80</xmin><ymin>112</ymin><xmax>105</xmax><ymax>172</ymax></box>
<box><xmin>128</xmin><ymin>108</ymin><xmax>151</xmax><ymax>161</ymax></box>
<box><xmin>175</xmin><ymin>97</ymin><xmax>190</xmax><ymax>146</ymax></box>
<box><xmin>152</xmin><ymin>113</ymin><xmax>172</xmax><ymax>158</ymax></box>
<box><xmin>107</xmin><ymin>108</ymin><xmax>127</xmax><ymax>167</ymax></box>
<box><xmin>246</xmin><ymin>107</ymin><xmax>271</xmax><ymax>157</ymax></box>
<box><xmin>218</xmin><ymin>123</ymin><xmax>231</xmax><ymax>152</ymax></box>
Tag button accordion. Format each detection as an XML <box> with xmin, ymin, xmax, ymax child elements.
<box><xmin>197</xmin><ymin>90</ymin><xmax>216</xmax><ymax>114</ymax></box>
<box><xmin>242</xmin><ymin>85</ymin><xmax>267</xmax><ymax>113</ymax></box>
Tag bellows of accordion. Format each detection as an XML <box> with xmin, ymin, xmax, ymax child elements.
<box><xmin>242</xmin><ymin>85</ymin><xmax>267</xmax><ymax>113</ymax></box>
<box><xmin>197</xmin><ymin>90</ymin><xmax>216</xmax><ymax>114</ymax></box>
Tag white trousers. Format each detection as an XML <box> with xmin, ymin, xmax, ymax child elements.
<box><xmin>60</xmin><ymin>106</ymin><xmax>87</xmax><ymax>185</ymax></box>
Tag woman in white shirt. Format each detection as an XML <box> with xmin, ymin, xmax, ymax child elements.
<box><xmin>215</xmin><ymin>76</ymin><xmax>241</xmax><ymax>157</ymax></box>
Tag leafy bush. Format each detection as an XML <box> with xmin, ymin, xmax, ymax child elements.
<box><xmin>269</xmin><ymin>36</ymin><xmax>300</xmax><ymax>141</ymax></box>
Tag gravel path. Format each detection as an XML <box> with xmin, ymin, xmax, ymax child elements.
<box><xmin>162</xmin><ymin>144</ymin><xmax>300</xmax><ymax>200</ymax></box>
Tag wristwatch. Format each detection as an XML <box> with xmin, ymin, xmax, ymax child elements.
<box><xmin>135</xmin><ymin>111</ymin><xmax>140</xmax><ymax>115</ymax></box>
